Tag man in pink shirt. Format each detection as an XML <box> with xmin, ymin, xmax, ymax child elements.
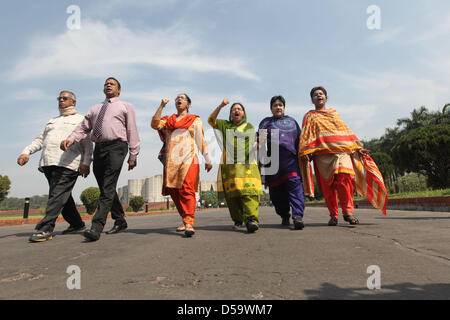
<box><xmin>61</xmin><ymin>77</ymin><xmax>140</xmax><ymax>241</ymax></box>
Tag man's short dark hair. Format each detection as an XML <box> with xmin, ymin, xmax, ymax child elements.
<box><xmin>105</xmin><ymin>77</ymin><xmax>121</xmax><ymax>90</ymax></box>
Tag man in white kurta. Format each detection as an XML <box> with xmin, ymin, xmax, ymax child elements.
<box><xmin>17</xmin><ymin>91</ymin><xmax>93</xmax><ymax>242</ymax></box>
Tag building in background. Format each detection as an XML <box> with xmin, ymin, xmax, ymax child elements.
<box><xmin>199</xmin><ymin>180</ymin><xmax>217</xmax><ymax>192</ymax></box>
<box><xmin>118</xmin><ymin>185</ymin><xmax>128</xmax><ymax>204</ymax></box>
<box><xmin>118</xmin><ymin>176</ymin><xmax>217</xmax><ymax>205</ymax></box>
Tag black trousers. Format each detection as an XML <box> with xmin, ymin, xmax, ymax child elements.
<box><xmin>36</xmin><ymin>166</ymin><xmax>84</xmax><ymax>232</ymax></box>
<box><xmin>91</xmin><ymin>139</ymin><xmax>128</xmax><ymax>232</ymax></box>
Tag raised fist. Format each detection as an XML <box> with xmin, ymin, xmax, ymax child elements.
<box><xmin>161</xmin><ymin>98</ymin><xmax>169</xmax><ymax>106</ymax></box>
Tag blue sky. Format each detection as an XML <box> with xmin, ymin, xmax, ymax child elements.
<box><xmin>2</xmin><ymin>0</ymin><xmax>450</xmax><ymax>201</ymax></box>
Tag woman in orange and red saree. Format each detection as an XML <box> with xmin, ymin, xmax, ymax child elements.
<box><xmin>208</xmin><ymin>98</ymin><xmax>262</xmax><ymax>233</ymax></box>
<box><xmin>298</xmin><ymin>87</ymin><xmax>388</xmax><ymax>226</ymax></box>
<box><xmin>151</xmin><ymin>94</ymin><xmax>212</xmax><ymax>237</ymax></box>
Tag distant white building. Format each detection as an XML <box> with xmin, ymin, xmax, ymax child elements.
<box><xmin>199</xmin><ymin>180</ymin><xmax>217</xmax><ymax>192</ymax></box>
<box><xmin>118</xmin><ymin>185</ymin><xmax>128</xmax><ymax>204</ymax></box>
<box><xmin>118</xmin><ymin>175</ymin><xmax>217</xmax><ymax>204</ymax></box>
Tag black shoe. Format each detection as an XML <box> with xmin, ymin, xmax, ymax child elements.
<box><xmin>293</xmin><ymin>218</ymin><xmax>304</xmax><ymax>230</ymax></box>
<box><xmin>84</xmin><ymin>229</ymin><xmax>101</xmax><ymax>241</ymax></box>
<box><xmin>62</xmin><ymin>224</ymin><xmax>86</xmax><ymax>235</ymax></box>
<box><xmin>29</xmin><ymin>230</ymin><xmax>53</xmax><ymax>242</ymax></box>
<box><xmin>105</xmin><ymin>224</ymin><xmax>127</xmax><ymax>235</ymax></box>
<box><xmin>246</xmin><ymin>220</ymin><xmax>259</xmax><ymax>233</ymax></box>
<box><xmin>281</xmin><ymin>216</ymin><xmax>290</xmax><ymax>226</ymax></box>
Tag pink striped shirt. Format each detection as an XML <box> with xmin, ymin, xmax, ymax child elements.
<box><xmin>67</xmin><ymin>97</ymin><xmax>140</xmax><ymax>161</ymax></box>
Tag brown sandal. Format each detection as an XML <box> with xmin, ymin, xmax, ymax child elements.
<box><xmin>343</xmin><ymin>214</ymin><xmax>359</xmax><ymax>225</ymax></box>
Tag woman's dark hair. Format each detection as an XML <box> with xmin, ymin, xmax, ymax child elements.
<box><xmin>270</xmin><ymin>95</ymin><xmax>286</xmax><ymax>109</ymax></box>
<box><xmin>230</xmin><ymin>102</ymin><xmax>244</xmax><ymax>111</ymax></box>
<box><xmin>310</xmin><ymin>86</ymin><xmax>327</xmax><ymax>99</ymax></box>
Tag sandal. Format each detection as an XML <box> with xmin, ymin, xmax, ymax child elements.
<box><xmin>176</xmin><ymin>224</ymin><xmax>186</xmax><ymax>232</ymax></box>
<box><xmin>328</xmin><ymin>217</ymin><xmax>338</xmax><ymax>226</ymax></box>
<box><xmin>184</xmin><ymin>224</ymin><xmax>195</xmax><ymax>237</ymax></box>
<box><xmin>343</xmin><ymin>214</ymin><xmax>359</xmax><ymax>225</ymax></box>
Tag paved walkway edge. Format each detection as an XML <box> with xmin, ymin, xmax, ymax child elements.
<box><xmin>0</xmin><ymin>208</ymin><xmax>222</xmax><ymax>227</ymax></box>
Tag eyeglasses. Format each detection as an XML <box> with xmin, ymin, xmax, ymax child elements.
<box><xmin>175</xmin><ymin>96</ymin><xmax>187</xmax><ymax>100</ymax></box>
<box><xmin>57</xmin><ymin>96</ymin><xmax>72</xmax><ymax>101</ymax></box>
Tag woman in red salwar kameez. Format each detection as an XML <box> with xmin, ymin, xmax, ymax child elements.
<box><xmin>151</xmin><ymin>94</ymin><xmax>212</xmax><ymax>236</ymax></box>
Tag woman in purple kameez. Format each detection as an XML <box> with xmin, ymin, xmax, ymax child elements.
<box><xmin>258</xmin><ymin>95</ymin><xmax>306</xmax><ymax>230</ymax></box>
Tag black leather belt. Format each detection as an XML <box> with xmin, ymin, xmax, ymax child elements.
<box><xmin>95</xmin><ymin>139</ymin><xmax>126</xmax><ymax>146</ymax></box>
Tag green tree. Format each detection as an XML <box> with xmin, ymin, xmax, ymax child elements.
<box><xmin>0</xmin><ymin>175</ymin><xmax>11</xmax><ymax>205</ymax></box>
<box><xmin>200</xmin><ymin>191</ymin><xmax>219</xmax><ymax>208</ymax></box>
<box><xmin>392</xmin><ymin>124</ymin><xmax>450</xmax><ymax>189</ymax></box>
<box><xmin>393</xmin><ymin>173</ymin><xmax>428</xmax><ymax>193</ymax></box>
<box><xmin>80</xmin><ymin>187</ymin><xmax>100</xmax><ymax>215</ymax></box>
<box><xmin>362</xmin><ymin>105</ymin><xmax>450</xmax><ymax>192</ymax></box>
<box><xmin>129</xmin><ymin>196</ymin><xmax>145</xmax><ymax>212</ymax></box>
<box><xmin>396</xmin><ymin>106</ymin><xmax>430</xmax><ymax>131</ymax></box>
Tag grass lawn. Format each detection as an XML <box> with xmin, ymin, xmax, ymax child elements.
<box><xmin>0</xmin><ymin>215</ymin><xmax>45</xmax><ymax>220</ymax></box>
<box><xmin>0</xmin><ymin>212</ymin><xmax>92</xmax><ymax>220</ymax></box>
<box><xmin>0</xmin><ymin>209</ymin><xmax>172</xmax><ymax>220</ymax></box>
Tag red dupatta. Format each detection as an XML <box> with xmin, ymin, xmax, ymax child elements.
<box><xmin>162</xmin><ymin>114</ymin><xmax>199</xmax><ymax>130</ymax></box>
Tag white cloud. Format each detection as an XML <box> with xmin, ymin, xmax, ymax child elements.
<box><xmin>334</xmin><ymin>70</ymin><xmax>450</xmax><ymax>138</ymax></box>
<box><xmin>11</xmin><ymin>88</ymin><xmax>51</xmax><ymax>101</ymax></box>
<box><xmin>338</xmin><ymin>71</ymin><xmax>445</xmax><ymax>108</ymax></box>
<box><xmin>9</xmin><ymin>20</ymin><xmax>259</xmax><ymax>81</ymax></box>
<box><xmin>366</xmin><ymin>13</ymin><xmax>450</xmax><ymax>46</ymax></box>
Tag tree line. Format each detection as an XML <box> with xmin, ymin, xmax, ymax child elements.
<box><xmin>362</xmin><ymin>105</ymin><xmax>449</xmax><ymax>192</ymax></box>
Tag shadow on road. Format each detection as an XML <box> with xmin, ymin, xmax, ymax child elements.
<box><xmin>0</xmin><ymin>222</ymin><xmax>378</xmax><ymax>240</ymax></box>
<box><xmin>125</xmin><ymin>225</ymin><xmax>240</xmax><ymax>237</ymax></box>
<box><xmin>304</xmin><ymin>282</ymin><xmax>450</xmax><ymax>300</ymax></box>
<box><xmin>0</xmin><ymin>232</ymin><xmax>33</xmax><ymax>239</ymax></box>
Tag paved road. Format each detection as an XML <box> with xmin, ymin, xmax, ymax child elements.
<box><xmin>0</xmin><ymin>207</ymin><xmax>449</xmax><ymax>300</ymax></box>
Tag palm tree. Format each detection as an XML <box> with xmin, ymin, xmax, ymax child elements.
<box><xmin>396</xmin><ymin>106</ymin><xmax>429</xmax><ymax>131</ymax></box>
